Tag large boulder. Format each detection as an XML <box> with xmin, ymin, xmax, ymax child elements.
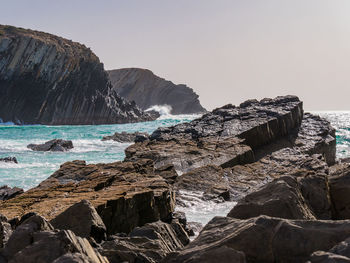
<box><xmin>164</xmin><ymin>215</ymin><xmax>350</xmax><ymax>263</ymax></box>
<box><xmin>0</xmin><ymin>24</ymin><xmax>155</xmax><ymax>125</ymax></box>
<box><xmin>50</xmin><ymin>200</ymin><xmax>106</xmax><ymax>242</ymax></box>
<box><xmin>228</xmin><ymin>173</ymin><xmax>332</xmax><ymax>220</ymax></box>
<box><xmin>99</xmin><ymin>221</ymin><xmax>189</xmax><ymax>263</ymax></box>
<box><xmin>108</xmin><ymin>68</ymin><xmax>206</xmax><ymax>114</ymax></box>
<box><xmin>27</xmin><ymin>139</ymin><xmax>73</xmax><ymax>152</ymax></box>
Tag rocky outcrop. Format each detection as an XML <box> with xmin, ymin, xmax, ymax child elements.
<box><xmin>0</xmin><ymin>159</ymin><xmax>175</xmax><ymax>236</ymax></box>
<box><xmin>164</xmin><ymin>215</ymin><xmax>350</xmax><ymax>263</ymax></box>
<box><xmin>2</xmin><ymin>213</ymin><xmax>108</xmax><ymax>263</ymax></box>
<box><xmin>309</xmin><ymin>237</ymin><xmax>350</xmax><ymax>262</ymax></box>
<box><xmin>99</xmin><ymin>221</ymin><xmax>189</xmax><ymax>263</ymax></box>
<box><xmin>0</xmin><ymin>157</ymin><xmax>17</xmax><ymax>164</ymax></box>
<box><xmin>0</xmin><ymin>25</ymin><xmax>155</xmax><ymax>125</ymax></box>
<box><xmin>108</xmin><ymin>68</ymin><xmax>206</xmax><ymax>114</ymax></box>
<box><xmin>101</xmin><ymin>131</ymin><xmax>149</xmax><ymax>143</ymax></box>
<box><xmin>27</xmin><ymin>139</ymin><xmax>73</xmax><ymax>152</ymax></box>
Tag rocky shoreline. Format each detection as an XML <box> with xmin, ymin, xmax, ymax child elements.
<box><xmin>0</xmin><ymin>95</ymin><xmax>349</xmax><ymax>262</ymax></box>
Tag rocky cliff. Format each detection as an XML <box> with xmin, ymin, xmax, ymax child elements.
<box><xmin>0</xmin><ymin>25</ymin><xmax>155</xmax><ymax>125</ymax></box>
<box><xmin>107</xmin><ymin>68</ymin><xmax>206</xmax><ymax>114</ymax></box>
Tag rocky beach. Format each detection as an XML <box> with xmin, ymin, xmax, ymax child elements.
<box><xmin>0</xmin><ymin>94</ymin><xmax>349</xmax><ymax>262</ymax></box>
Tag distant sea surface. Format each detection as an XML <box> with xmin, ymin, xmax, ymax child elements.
<box><xmin>0</xmin><ymin>110</ymin><xmax>349</xmax><ymax>226</ymax></box>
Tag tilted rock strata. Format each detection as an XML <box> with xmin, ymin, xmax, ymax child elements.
<box><xmin>0</xmin><ymin>25</ymin><xmax>154</xmax><ymax>125</ymax></box>
<box><xmin>0</xmin><ymin>159</ymin><xmax>175</xmax><ymax>235</ymax></box>
<box><xmin>108</xmin><ymin>68</ymin><xmax>206</xmax><ymax>114</ymax></box>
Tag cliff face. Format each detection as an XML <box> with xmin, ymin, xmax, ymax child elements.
<box><xmin>107</xmin><ymin>68</ymin><xmax>206</xmax><ymax>115</ymax></box>
<box><xmin>0</xmin><ymin>25</ymin><xmax>155</xmax><ymax>125</ymax></box>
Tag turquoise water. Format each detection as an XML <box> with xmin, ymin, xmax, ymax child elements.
<box><xmin>0</xmin><ymin>115</ymin><xmax>199</xmax><ymax>190</ymax></box>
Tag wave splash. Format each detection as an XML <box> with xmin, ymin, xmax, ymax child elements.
<box><xmin>145</xmin><ymin>105</ymin><xmax>172</xmax><ymax>116</ymax></box>
<box><xmin>146</xmin><ymin>105</ymin><xmax>202</xmax><ymax>121</ymax></box>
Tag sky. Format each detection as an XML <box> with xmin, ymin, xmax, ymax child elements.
<box><xmin>1</xmin><ymin>0</ymin><xmax>350</xmax><ymax>111</ymax></box>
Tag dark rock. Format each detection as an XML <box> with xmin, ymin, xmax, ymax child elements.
<box><xmin>50</xmin><ymin>200</ymin><xmax>106</xmax><ymax>243</ymax></box>
<box><xmin>108</xmin><ymin>68</ymin><xmax>206</xmax><ymax>114</ymax></box>
<box><xmin>101</xmin><ymin>131</ymin><xmax>149</xmax><ymax>143</ymax></box>
<box><xmin>0</xmin><ymin>25</ymin><xmax>155</xmax><ymax>125</ymax></box>
<box><xmin>0</xmin><ymin>157</ymin><xmax>17</xmax><ymax>164</ymax></box>
<box><xmin>165</xmin><ymin>215</ymin><xmax>350</xmax><ymax>263</ymax></box>
<box><xmin>228</xmin><ymin>174</ymin><xmax>332</xmax><ymax>220</ymax></box>
<box><xmin>27</xmin><ymin>139</ymin><xmax>73</xmax><ymax>152</ymax></box>
<box><xmin>99</xmin><ymin>221</ymin><xmax>188</xmax><ymax>263</ymax></box>
<box><xmin>309</xmin><ymin>237</ymin><xmax>350</xmax><ymax>262</ymax></box>
<box><xmin>0</xmin><ymin>214</ymin><xmax>12</xmax><ymax>248</ymax></box>
<box><xmin>0</xmin><ymin>185</ymin><xmax>24</xmax><ymax>201</ymax></box>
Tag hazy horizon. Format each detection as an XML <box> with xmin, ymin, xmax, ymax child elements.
<box><xmin>2</xmin><ymin>0</ymin><xmax>350</xmax><ymax>111</ymax></box>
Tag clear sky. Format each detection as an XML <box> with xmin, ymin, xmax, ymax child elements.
<box><xmin>2</xmin><ymin>0</ymin><xmax>350</xmax><ymax>111</ymax></box>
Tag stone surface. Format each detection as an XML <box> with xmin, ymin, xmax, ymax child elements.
<box><xmin>309</xmin><ymin>237</ymin><xmax>350</xmax><ymax>262</ymax></box>
<box><xmin>0</xmin><ymin>157</ymin><xmax>17</xmax><ymax>164</ymax></box>
<box><xmin>0</xmin><ymin>186</ymin><xmax>23</xmax><ymax>201</ymax></box>
<box><xmin>50</xmin><ymin>200</ymin><xmax>106</xmax><ymax>242</ymax></box>
<box><xmin>0</xmin><ymin>25</ymin><xmax>155</xmax><ymax>125</ymax></box>
<box><xmin>0</xmin><ymin>214</ymin><xmax>12</xmax><ymax>248</ymax></box>
<box><xmin>27</xmin><ymin>139</ymin><xmax>73</xmax><ymax>152</ymax></box>
<box><xmin>101</xmin><ymin>131</ymin><xmax>149</xmax><ymax>143</ymax></box>
<box><xmin>108</xmin><ymin>68</ymin><xmax>206</xmax><ymax>114</ymax></box>
<box><xmin>165</xmin><ymin>215</ymin><xmax>350</xmax><ymax>263</ymax></box>
<box><xmin>228</xmin><ymin>173</ymin><xmax>332</xmax><ymax>220</ymax></box>
<box><xmin>99</xmin><ymin>221</ymin><xmax>189</xmax><ymax>263</ymax></box>
<box><xmin>0</xmin><ymin>159</ymin><xmax>175</xmax><ymax>236</ymax></box>
<box><xmin>1</xmin><ymin>213</ymin><xmax>108</xmax><ymax>263</ymax></box>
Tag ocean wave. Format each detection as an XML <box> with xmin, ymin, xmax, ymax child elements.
<box><xmin>0</xmin><ymin>161</ymin><xmax>57</xmax><ymax>169</ymax></box>
<box><xmin>146</xmin><ymin>104</ymin><xmax>202</xmax><ymax>121</ymax></box>
<box><xmin>71</xmin><ymin>139</ymin><xmax>131</xmax><ymax>153</ymax></box>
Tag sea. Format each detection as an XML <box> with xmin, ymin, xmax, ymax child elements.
<box><xmin>0</xmin><ymin>110</ymin><xmax>349</xmax><ymax>225</ymax></box>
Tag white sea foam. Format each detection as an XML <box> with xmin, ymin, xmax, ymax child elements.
<box><xmin>0</xmin><ymin>162</ymin><xmax>56</xmax><ymax>169</ymax></box>
<box><xmin>146</xmin><ymin>104</ymin><xmax>202</xmax><ymax>121</ymax></box>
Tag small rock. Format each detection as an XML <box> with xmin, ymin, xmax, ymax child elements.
<box><xmin>0</xmin><ymin>157</ymin><xmax>17</xmax><ymax>164</ymax></box>
<box><xmin>101</xmin><ymin>131</ymin><xmax>149</xmax><ymax>143</ymax></box>
<box><xmin>27</xmin><ymin>139</ymin><xmax>73</xmax><ymax>152</ymax></box>
<box><xmin>0</xmin><ymin>185</ymin><xmax>24</xmax><ymax>201</ymax></box>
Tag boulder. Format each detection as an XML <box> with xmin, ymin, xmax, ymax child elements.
<box><xmin>309</xmin><ymin>237</ymin><xmax>350</xmax><ymax>262</ymax></box>
<box><xmin>27</xmin><ymin>139</ymin><xmax>74</xmax><ymax>152</ymax></box>
<box><xmin>50</xmin><ymin>200</ymin><xmax>106</xmax><ymax>242</ymax></box>
<box><xmin>101</xmin><ymin>131</ymin><xmax>149</xmax><ymax>142</ymax></box>
<box><xmin>164</xmin><ymin>215</ymin><xmax>350</xmax><ymax>263</ymax></box>
<box><xmin>0</xmin><ymin>214</ymin><xmax>12</xmax><ymax>248</ymax></box>
<box><xmin>228</xmin><ymin>174</ymin><xmax>332</xmax><ymax>220</ymax></box>
<box><xmin>99</xmin><ymin>221</ymin><xmax>188</xmax><ymax>263</ymax></box>
<box><xmin>0</xmin><ymin>24</ymin><xmax>155</xmax><ymax>125</ymax></box>
<box><xmin>0</xmin><ymin>186</ymin><xmax>24</xmax><ymax>201</ymax></box>
<box><xmin>0</xmin><ymin>157</ymin><xmax>17</xmax><ymax>164</ymax></box>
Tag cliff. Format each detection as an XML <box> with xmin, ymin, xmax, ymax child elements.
<box><xmin>0</xmin><ymin>25</ymin><xmax>155</xmax><ymax>125</ymax></box>
<box><xmin>107</xmin><ymin>68</ymin><xmax>206</xmax><ymax>114</ymax></box>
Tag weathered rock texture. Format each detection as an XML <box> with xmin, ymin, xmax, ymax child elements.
<box><xmin>108</xmin><ymin>68</ymin><xmax>206</xmax><ymax>114</ymax></box>
<box><xmin>0</xmin><ymin>159</ymin><xmax>175</xmax><ymax>236</ymax></box>
<box><xmin>164</xmin><ymin>216</ymin><xmax>350</xmax><ymax>263</ymax></box>
<box><xmin>0</xmin><ymin>25</ymin><xmax>155</xmax><ymax>125</ymax></box>
<box><xmin>0</xmin><ymin>185</ymin><xmax>23</xmax><ymax>201</ymax></box>
<box><xmin>101</xmin><ymin>131</ymin><xmax>149</xmax><ymax>143</ymax></box>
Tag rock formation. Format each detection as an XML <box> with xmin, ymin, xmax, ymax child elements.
<box><xmin>101</xmin><ymin>131</ymin><xmax>149</xmax><ymax>143</ymax></box>
<box><xmin>0</xmin><ymin>25</ymin><xmax>155</xmax><ymax>125</ymax></box>
<box><xmin>108</xmin><ymin>68</ymin><xmax>206</xmax><ymax>114</ymax></box>
<box><xmin>0</xmin><ymin>157</ymin><xmax>17</xmax><ymax>164</ymax></box>
<box><xmin>27</xmin><ymin>139</ymin><xmax>73</xmax><ymax>152</ymax></box>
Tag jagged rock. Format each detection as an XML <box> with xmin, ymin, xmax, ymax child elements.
<box><xmin>108</xmin><ymin>68</ymin><xmax>206</xmax><ymax>114</ymax></box>
<box><xmin>99</xmin><ymin>221</ymin><xmax>188</xmax><ymax>263</ymax></box>
<box><xmin>0</xmin><ymin>159</ymin><xmax>175</xmax><ymax>236</ymax></box>
<box><xmin>0</xmin><ymin>214</ymin><xmax>12</xmax><ymax>248</ymax></box>
<box><xmin>125</xmin><ymin>96</ymin><xmax>303</xmax><ymax>174</ymax></box>
<box><xmin>0</xmin><ymin>157</ymin><xmax>17</xmax><ymax>164</ymax></box>
<box><xmin>3</xmin><ymin>214</ymin><xmax>108</xmax><ymax>263</ymax></box>
<box><xmin>50</xmin><ymin>200</ymin><xmax>106</xmax><ymax>242</ymax></box>
<box><xmin>308</xmin><ymin>237</ymin><xmax>350</xmax><ymax>262</ymax></box>
<box><xmin>164</xmin><ymin>215</ymin><xmax>350</xmax><ymax>263</ymax></box>
<box><xmin>227</xmin><ymin>173</ymin><xmax>332</xmax><ymax>220</ymax></box>
<box><xmin>101</xmin><ymin>131</ymin><xmax>149</xmax><ymax>143</ymax></box>
<box><xmin>0</xmin><ymin>186</ymin><xmax>23</xmax><ymax>201</ymax></box>
<box><xmin>329</xmin><ymin>163</ymin><xmax>350</xmax><ymax>219</ymax></box>
<box><xmin>27</xmin><ymin>139</ymin><xmax>73</xmax><ymax>152</ymax></box>
<box><xmin>0</xmin><ymin>25</ymin><xmax>155</xmax><ymax>125</ymax></box>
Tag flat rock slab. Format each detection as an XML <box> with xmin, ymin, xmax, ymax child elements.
<box><xmin>0</xmin><ymin>159</ymin><xmax>175</xmax><ymax>235</ymax></box>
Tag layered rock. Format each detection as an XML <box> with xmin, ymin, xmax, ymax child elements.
<box><xmin>164</xmin><ymin>215</ymin><xmax>350</xmax><ymax>263</ymax></box>
<box><xmin>108</xmin><ymin>68</ymin><xmax>206</xmax><ymax>114</ymax></box>
<box><xmin>27</xmin><ymin>139</ymin><xmax>73</xmax><ymax>152</ymax></box>
<box><xmin>0</xmin><ymin>186</ymin><xmax>24</xmax><ymax>201</ymax></box>
<box><xmin>0</xmin><ymin>25</ymin><xmax>155</xmax><ymax>125</ymax></box>
<box><xmin>101</xmin><ymin>131</ymin><xmax>149</xmax><ymax>143</ymax></box>
<box><xmin>0</xmin><ymin>159</ymin><xmax>175</xmax><ymax>236</ymax></box>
